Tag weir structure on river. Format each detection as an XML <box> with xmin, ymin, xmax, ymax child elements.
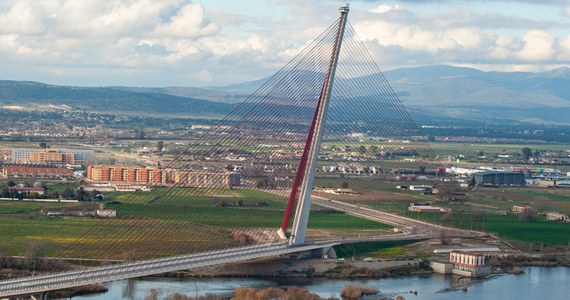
<box><xmin>0</xmin><ymin>5</ymin><xmax>474</xmax><ymax>299</ymax></box>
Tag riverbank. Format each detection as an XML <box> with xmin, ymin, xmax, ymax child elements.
<box><xmin>155</xmin><ymin>257</ymin><xmax>433</xmax><ymax>280</ymax></box>
<box><xmin>70</xmin><ymin>266</ymin><xmax>570</xmax><ymax>300</ymax></box>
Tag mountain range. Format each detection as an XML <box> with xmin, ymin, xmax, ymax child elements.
<box><xmin>0</xmin><ymin>65</ymin><xmax>568</xmax><ymax>125</ymax></box>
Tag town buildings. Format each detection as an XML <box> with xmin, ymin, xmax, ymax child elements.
<box><xmin>161</xmin><ymin>169</ymin><xmax>240</xmax><ymax>188</ymax></box>
<box><xmin>2</xmin><ymin>164</ymin><xmax>74</xmax><ymax>179</ymax></box>
<box><xmin>11</xmin><ymin>148</ymin><xmax>95</xmax><ymax>166</ymax></box>
<box><xmin>86</xmin><ymin>165</ymin><xmax>162</xmax><ymax>184</ymax></box>
<box><xmin>86</xmin><ymin>165</ymin><xmax>240</xmax><ymax>188</ymax></box>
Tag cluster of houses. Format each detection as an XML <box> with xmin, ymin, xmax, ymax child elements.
<box><xmin>512</xmin><ymin>205</ymin><xmax>569</xmax><ymax>222</ymax></box>
<box><xmin>46</xmin><ymin>208</ymin><xmax>116</xmax><ymax>218</ymax></box>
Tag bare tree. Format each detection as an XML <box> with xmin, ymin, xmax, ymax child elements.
<box><xmin>24</xmin><ymin>242</ymin><xmax>46</xmax><ymax>272</ymax></box>
<box><xmin>0</xmin><ymin>251</ymin><xmax>14</xmax><ymax>269</ymax></box>
<box><xmin>519</xmin><ymin>209</ymin><xmax>533</xmax><ymax>221</ymax></box>
<box><xmin>472</xmin><ymin>211</ymin><xmax>486</xmax><ymax>222</ymax></box>
<box><xmin>439</xmin><ymin>229</ymin><xmax>451</xmax><ymax>245</ymax></box>
<box><xmin>534</xmin><ymin>196</ymin><xmax>550</xmax><ymax>215</ymax></box>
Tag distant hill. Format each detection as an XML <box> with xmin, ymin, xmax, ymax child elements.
<box><xmin>383</xmin><ymin>65</ymin><xmax>570</xmax><ymax>124</ymax></box>
<box><xmin>0</xmin><ymin>80</ymin><xmax>235</xmax><ymax>117</ymax></box>
<box><xmin>1</xmin><ymin>65</ymin><xmax>569</xmax><ymax>125</ymax></box>
<box><xmin>208</xmin><ymin>65</ymin><xmax>570</xmax><ymax>125</ymax></box>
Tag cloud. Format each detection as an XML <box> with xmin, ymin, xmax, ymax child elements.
<box><xmin>565</xmin><ymin>5</ymin><xmax>570</xmax><ymax>17</ymax></box>
<box><xmin>0</xmin><ymin>1</ymin><xmax>52</xmax><ymax>35</ymax></box>
<box><xmin>0</xmin><ymin>1</ymin><xmax>228</xmax><ymax>80</ymax></box>
<box><xmin>517</xmin><ymin>30</ymin><xmax>554</xmax><ymax>61</ymax></box>
<box><xmin>370</xmin><ymin>4</ymin><xmax>401</xmax><ymax>14</ymax></box>
<box><xmin>559</xmin><ymin>36</ymin><xmax>570</xmax><ymax>60</ymax></box>
<box><xmin>0</xmin><ymin>0</ymin><xmax>568</xmax><ymax>86</ymax></box>
<box><xmin>354</xmin><ymin>19</ymin><xmax>483</xmax><ymax>53</ymax></box>
<box><xmin>153</xmin><ymin>3</ymin><xmax>219</xmax><ymax>38</ymax></box>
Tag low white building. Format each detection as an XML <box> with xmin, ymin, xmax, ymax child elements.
<box><xmin>409</xmin><ymin>185</ymin><xmax>433</xmax><ymax>191</ymax></box>
<box><xmin>323</xmin><ymin>188</ymin><xmax>359</xmax><ymax>195</ymax></box>
<box><xmin>449</xmin><ymin>250</ymin><xmax>492</xmax><ymax>277</ymax></box>
<box><xmin>408</xmin><ymin>203</ymin><xmax>451</xmax><ymax>213</ymax></box>
<box><xmin>546</xmin><ymin>212</ymin><xmax>569</xmax><ymax>222</ymax></box>
<box><xmin>96</xmin><ymin>209</ymin><xmax>117</xmax><ymax>218</ymax></box>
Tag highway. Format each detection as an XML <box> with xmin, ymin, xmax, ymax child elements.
<box><xmin>311</xmin><ymin>195</ymin><xmax>481</xmax><ymax>239</ymax></box>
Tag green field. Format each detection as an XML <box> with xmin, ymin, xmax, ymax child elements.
<box><xmin>0</xmin><ymin>189</ymin><xmax>391</xmax><ymax>258</ymax></box>
<box><xmin>334</xmin><ymin>240</ymin><xmax>417</xmax><ymax>258</ymax></box>
<box><xmin>398</xmin><ymin>208</ymin><xmax>570</xmax><ymax>244</ymax></box>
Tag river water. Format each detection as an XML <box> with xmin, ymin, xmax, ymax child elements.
<box><xmin>73</xmin><ymin>266</ymin><xmax>569</xmax><ymax>299</ymax></box>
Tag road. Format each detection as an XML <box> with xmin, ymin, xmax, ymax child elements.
<box><xmin>311</xmin><ymin>195</ymin><xmax>481</xmax><ymax>239</ymax></box>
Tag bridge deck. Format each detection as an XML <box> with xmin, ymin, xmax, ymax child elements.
<box><xmin>0</xmin><ymin>242</ymin><xmax>322</xmax><ymax>298</ymax></box>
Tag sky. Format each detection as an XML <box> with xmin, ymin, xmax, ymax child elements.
<box><xmin>0</xmin><ymin>0</ymin><xmax>569</xmax><ymax>87</ymax></box>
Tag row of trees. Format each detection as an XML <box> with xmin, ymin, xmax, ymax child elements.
<box><xmin>2</xmin><ymin>181</ymin><xmax>102</xmax><ymax>201</ymax></box>
<box><xmin>476</xmin><ymin>147</ymin><xmax>540</xmax><ymax>161</ymax></box>
<box><xmin>0</xmin><ymin>242</ymin><xmax>66</xmax><ymax>272</ymax></box>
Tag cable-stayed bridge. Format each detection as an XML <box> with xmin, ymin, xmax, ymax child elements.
<box><xmin>0</xmin><ymin>5</ymin><xmax>479</xmax><ymax>299</ymax></box>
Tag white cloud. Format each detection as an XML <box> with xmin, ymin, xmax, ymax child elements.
<box><xmin>0</xmin><ymin>1</ymin><xmax>224</xmax><ymax>70</ymax></box>
<box><xmin>153</xmin><ymin>3</ymin><xmax>219</xmax><ymax>38</ymax></box>
<box><xmin>559</xmin><ymin>36</ymin><xmax>570</xmax><ymax>60</ymax></box>
<box><xmin>370</xmin><ymin>4</ymin><xmax>401</xmax><ymax>14</ymax></box>
<box><xmin>0</xmin><ymin>1</ymin><xmax>52</xmax><ymax>35</ymax></box>
<box><xmin>490</xmin><ymin>36</ymin><xmax>517</xmax><ymax>59</ymax></box>
<box><xmin>517</xmin><ymin>30</ymin><xmax>554</xmax><ymax>61</ymax></box>
<box><xmin>0</xmin><ymin>0</ymin><xmax>568</xmax><ymax>86</ymax></box>
<box><xmin>565</xmin><ymin>5</ymin><xmax>570</xmax><ymax>18</ymax></box>
<box><xmin>354</xmin><ymin>20</ymin><xmax>483</xmax><ymax>53</ymax></box>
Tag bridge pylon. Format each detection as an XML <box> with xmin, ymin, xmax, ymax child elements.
<box><xmin>278</xmin><ymin>4</ymin><xmax>350</xmax><ymax>245</ymax></box>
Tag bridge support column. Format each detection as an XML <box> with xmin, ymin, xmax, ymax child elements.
<box><xmin>30</xmin><ymin>293</ymin><xmax>48</xmax><ymax>300</ymax></box>
<box><xmin>290</xmin><ymin>245</ymin><xmax>337</xmax><ymax>259</ymax></box>
<box><xmin>289</xmin><ymin>4</ymin><xmax>350</xmax><ymax>246</ymax></box>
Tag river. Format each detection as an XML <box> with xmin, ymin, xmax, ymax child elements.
<box><xmin>72</xmin><ymin>266</ymin><xmax>569</xmax><ymax>299</ymax></box>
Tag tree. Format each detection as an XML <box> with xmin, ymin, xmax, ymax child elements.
<box><xmin>63</xmin><ymin>187</ymin><xmax>74</xmax><ymax>199</ymax></box>
<box><xmin>76</xmin><ymin>187</ymin><xmax>88</xmax><ymax>201</ymax></box>
<box><xmin>535</xmin><ymin>201</ymin><xmax>549</xmax><ymax>215</ymax></box>
<box><xmin>477</xmin><ymin>150</ymin><xmax>485</xmax><ymax>157</ymax></box>
<box><xmin>39</xmin><ymin>142</ymin><xmax>48</xmax><ymax>149</ymax></box>
<box><xmin>156</xmin><ymin>140</ymin><xmax>164</xmax><ymax>153</ymax></box>
<box><xmin>522</xmin><ymin>147</ymin><xmax>532</xmax><ymax>161</ymax></box>
<box><xmin>358</xmin><ymin>145</ymin><xmax>366</xmax><ymax>154</ymax></box>
<box><xmin>418</xmin><ymin>166</ymin><xmax>426</xmax><ymax>174</ymax></box>
<box><xmin>33</xmin><ymin>181</ymin><xmax>46</xmax><ymax>188</ymax></box>
<box><xmin>24</xmin><ymin>242</ymin><xmax>46</xmax><ymax>272</ymax></box>
<box><xmin>439</xmin><ymin>229</ymin><xmax>451</xmax><ymax>245</ymax></box>
<box><xmin>341</xmin><ymin>181</ymin><xmax>349</xmax><ymax>188</ymax></box>
<box><xmin>2</xmin><ymin>188</ymin><xmax>10</xmax><ymax>198</ymax></box>
<box><xmin>135</xmin><ymin>129</ymin><xmax>145</xmax><ymax>139</ymax></box>
<box><xmin>370</xmin><ymin>145</ymin><xmax>379</xmax><ymax>154</ymax></box>
<box><xmin>519</xmin><ymin>209</ymin><xmax>533</xmax><ymax>221</ymax></box>
<box><xmin>50</xmin><ymin>191</ymin><xmax>60</xmax><ymax>200</ymax></box>
<box><xmin>473</xmin><ymin>211</ymin><xmax>486</xmax><ymax>222</ymax></box>
<box><xmin>90</xmin><ymin>189</ymin><xmax>100</xmax><ymax>200</ymax></box>
<box><xmin>533</xmin><ymin>149</ymin><xmax>540</xmax><ymax>158</ymax></box>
